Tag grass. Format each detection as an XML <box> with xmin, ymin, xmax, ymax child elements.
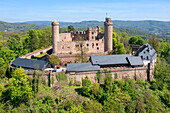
<box><xmin>34</xmin><ymin>52</ymin><xmax>46</xmax><ymax>58</ymax></box>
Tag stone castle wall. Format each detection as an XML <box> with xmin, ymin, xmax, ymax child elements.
<box><xmin>67</xmin><ymin>65</ymin><xmax>154</xmax><ymax>83</ymax></box>
<box><xmin>55</xmin><ymin>39</ymin><xmax>104</xmax><ymax>54</ymax></box>
<box><xmin>59</xmin><ymin>33</ymin><xmax>72</xmax><ymax>42</ymax></box>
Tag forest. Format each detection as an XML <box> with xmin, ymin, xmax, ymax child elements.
<box><xmin>0</xmin><ymin>25</ymin><xmax>169</xmax><ymax>112</ymax></box>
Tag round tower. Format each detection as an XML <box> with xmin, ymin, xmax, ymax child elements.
<box><xmin>104</xmin><ymin>18</ymin><xmax>113</xmax><ymax>52</ymax></box>
<box><xmin>52</xmin><ymin>20</ymin><xmax>59</xmax><ymax>54</ymax></box>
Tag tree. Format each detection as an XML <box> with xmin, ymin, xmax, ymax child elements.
<box><xmin>129</xmin><ymin>36</ymin><xmax>144</xmax><ymax>46</ymax></box>
<box><xmin>68</xmin><ymin>25</ymin><xmax>76</xmax><ymax>34</ymax></box>
<box><xmin>148</xmin><ymin>36</ymin><xmax>160</xmax><ymax>53</ymax></box>
<box><xmin>49</xmin><ymin>54</ymin><xmax>60</xmax><ymax>68</ymax></box>
<box><xmin>104</xmin><ymin>72</ymin><xmax>113</xmax><ymax>93</ymax></box>
<box><xmin>27</xmin><ymin>29</ymin><xmax>39</xmax><ymax>52</ymax></box>
<box><xmin>82</xmin><ymin>76</ymin><xmax>92</xmax><ymax>96</ymax></box>
<box><xmin>8</xmin><ymin>68</ymin><xmax>33</xmax><ymax>106</ymax></box>
<box><xmin>51</xmin><ymin>76</ymin><xmax>54</xmax><ymax>86</ymax></box>
<box><xmin>116</xmin><ymin>43</ymin><xmax>126</xmax><ymax>54</ymax></box>
<box><xmin>75</xmin><ymin>41</ymin><xmax>88</xmax><ymax>63</ymax></box>
<box><xmin>7</xmin><ymin>34</ymin><xmax>23</xmax><ymax>57</ymax></box>
<box><xmin>32</xmin><ymin>71</ymin><xmax>36</xmax><ymax>93</ymax></box>
<box><xmin>96</xmin><ymin>71</ymin><xmax>102</xmax><ymax>83</ymax></box>
<box><xmin>0</xmin><ymin>85</ymin><xmax>4</xmax><ymax>97</ymax></box>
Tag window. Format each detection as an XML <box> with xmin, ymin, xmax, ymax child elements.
<box><xmin>92</xmin><ymin>43</ymin><xmax>94</xmax><ymax>48</ymax></box>
<box><xmin>147</xmin><ymin>56</ymin><xmax>149</xmax><ymax>60</ymax></box>
<box><xmin>61</xmin><ymin>45</ymin><xmax>64</xmax><ymax>49</ymax></box>
<box><xmin>92</xmin><ymin>36</ymin><xmax>94</xmax><ymax>39</ymax></box>
<box><xmin>75</xmin><ymin>44</ymin><xmax>79</xmax><ymax>48</ymax></box>
<box><xmin>97</xmin><ymin>47</ymin><xmax>99</xmax><ymax>50</ymax></box>
<box><xmin>92</xmin><ymin>32</ymin><xmax>94</xmax><ymax>34</ymax></box>
<box><xmin>144</xmin><ymin>51</ymin><xmax>145</xmax><ymax>54</ymax></box>
<box><xmin>87</xmin><ymin>44</ymin><xmax>89</xmax><ymax>46</ymax></box>
<box><xmin>96</xmin><ymin>43</ymin><xmax>98</xmax><ymax>46</ymax></box>
<box><xmin>141</xmin><ymin>56</ymin><xmax>143</xmax><ymax>59</ymax></box>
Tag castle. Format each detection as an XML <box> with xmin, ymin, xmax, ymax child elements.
<box><xmin>11</xmin><ymin>17</ymin><xmax>157</xmax><ymax>83</ymax></box>
<box><xmin>52</xmin><ymin>18</ymin><xmax>113</xmax><ymax>64</ymax></box>
<box><xmin>51</xmin><ymin>18</ymin><xmax>157</xmax><ymax>82</ymax></box>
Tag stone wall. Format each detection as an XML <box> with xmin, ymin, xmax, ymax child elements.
<box><xmin>67</xmin><ymin>65</ymin><xmax>154</xmax><ymax>83</ymax></box>
<box><xmin>59</xmin><ymin>33</ymin><xmax>72</xmax><ymax>42</ymax></box>
<box><xmin>20</xmin><ymin>46</ymin><xmax>52</xmax><ymax>59</ymax></box>
<box><xmin>56</xmin><ymin>39</ymin><xmax>104</xmax><ymax>54</ymax></box>
<box><xmin>57</xmin><ymin>52</ymin><xmax>106</xmax><ymax>64</ymax></box>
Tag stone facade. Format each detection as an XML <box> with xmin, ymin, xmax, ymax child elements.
<box><xmin>67</xmin><ymin>61</ymin><xmax>155</xmax><ymax>83</ymax></box>
<box><xmin>104</xmin><ymin>18</ymin><xmax>113</xmax><ymax>51</ymax></box>
<box><xmin>52</xmin><ymin>18</ymin><xmax>113</xmax><ymax>62</ymax></box>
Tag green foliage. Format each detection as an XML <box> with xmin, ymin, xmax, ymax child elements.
<box><xmin>69</xmin><ymin>77</ymin><xmax>73</xmax><ymax>86</ymax></box>
<box><xmin>96</xmin><ymin>71</ymin><xmax>102</xmax><ymax>83</ymax></box>
<box><xmin>7</xmin><ymin>34</ymin><xmax>23</xmax><ymax>57</ymax></box>
<box><xmin>75</xmin><ymin>41</ymin><xmax>88</xmax><ymax>63</ymax></box>
<box><xmin>116</xmin><ymin>43</ymin><xmax>126</xmax><ymax>54</ymax></box>
<box><xmin>56</xmin><ymin>72</ymin><xmax>68</xmax><ymax>83</ymax></box>
<box><xmin>148</xmin><ymin>36</ymin><xmax>160</xmax><ymax>53</ymax></box>
<box><xmin>51</xmin><ymin>76</ymin><xmax>54</xmax><ymax>86</ymax></box>
<box><xmin>129</xmin><ymin>36</ymin><xmax>144</xmax><ymax>45</ymax></box>
<box><xmin>82</xmin><ymin>76</ymin><xmax>92</xmax><ymax>96</ymax></box>
<box><xmin>114</xmin><ymin>73</ymin><xmax>118</xmax><ymax>79</ymax></box>
<box><xmin>27</xmin><ymin>29</ymin><xmax>39</xmax><ymax>52</ymax></box>
<box><xmin>104</xmin><ymin>72</ymin><xmax>113</xmax><ymax>93</ymax></box>
<box><xmin>32</xmin><ymin>71</ymin><xmax>36</xmax><ymax>93</ymax></box>
<box><xmin>68</xmin><ymin>25</ymin><xmax>76</xmax><ymax>34</ymax></box>
<box><xmin>8</xmin><ymin>68</ymin><xmax>33</xmax><ymax>106</ymax></box>
<box><xmin>49</xmin><ymin>54</ymin><xmax>60</xmax><ymax>66</ymax></box>
<box><xmin>0</xmin><ymin>84</ymin><xmax>4</xmax><ymax>97</ymax></box>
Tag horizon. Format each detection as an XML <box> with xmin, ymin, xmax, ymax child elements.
<box><xmin>0</xmin><ymin>0</ymin><xmax>170</xmax><ymax>22</ymax></box>
<box><xmin>1</xmin><ymin>19</ymin><xmax>170</xmax><ymax>24</ymax></box>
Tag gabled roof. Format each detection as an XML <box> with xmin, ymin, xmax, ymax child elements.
<box><xmin>12</xmin><ymin>58</ymin><xmax>49</xmax><ymax>70</ymax></box>
<box><xmin>126</xmin><ymin>56</ymin><xmax>144</xmax><ymax>66</ymax></box>
<box><xmin>67</xmin><ymin>63</ymin><xmax>100</xmax><ymax>72</ymax></box>
<box><xmin>90</xmin><ymin>54</ymin><xmax>130</xmax><ymax>66</ymax></box>
<box><xmin>135</xmin><ymin>43</ymin><xmax>157</xmax><ymax>61</ymax></box>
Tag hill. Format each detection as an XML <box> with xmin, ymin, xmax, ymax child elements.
<box><xmin>0</xmin><ymin>21</ymin><xmax>45</xmax><ymax>32</ymax></box>
<box><xmin>25</xmin><ymin>20</ymin><xmax>170</xmax><ymax>39</ymax></box>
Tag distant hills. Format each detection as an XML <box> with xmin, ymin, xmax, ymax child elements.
<box><xmin>0</xmin><ymin>20</ymin><xmax>170</xmax><ymax>39</ymax></box>
<box><xmin>0</xmin><ymin>21</ymin><xmax>45</xmax><ymax>32</ymax></box>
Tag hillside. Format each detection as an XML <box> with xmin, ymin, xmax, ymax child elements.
<box><xmin>25</xmin><ymin>20</ymin><xmax>170</xmax><ymax>39</ymax></box>
<box><xmin>1</xmin><ymin>20</ymin><xmax>170</xmax><ymax>39</ymax></box>
<box><xmin>0</xmin><ymin>21</ymin><xmax>45</xmax><ymax>32</ymax></box>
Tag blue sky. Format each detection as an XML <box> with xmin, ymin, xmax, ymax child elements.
<box><xmin>0</xmin><ymin>0</ymin><xmax>170</xmax><ymax>22</ymax></box>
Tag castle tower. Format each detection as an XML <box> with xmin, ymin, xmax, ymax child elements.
<box><xmin>52</xmin><ymin>20</ymin><xmax>59</xmax><ymax>54</ymax></box>
<box><xmin>104</xmin><ymin>18</ymin><xmax>113</xmax><ymax>51</ymax></box>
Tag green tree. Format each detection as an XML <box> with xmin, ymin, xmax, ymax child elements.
<box><xmin>32</xmin><ymin>71</ymin><xmax>36</xmax><ymax>93</ymax></box>
<box><xmin>75</xmin><ymin>41</ymin><xmax>88</xmax><ymax>63</ymax></box>
<box><xmin>8</xmin><ymin>68</ymin><xmax>33</xmax><ymax>106</ymax></box>
<box><xmin>51</xmin><ymin>76</ymin><xmax>54</xmax><ymax>87</ymax></box>
<box><xmin>148</xmin><ymin>36</ymin><xmax>160</xmax><ymax>53</ymax></box>
<box><xmin>82</xmin><ymin>76</ymin><xmax>92</xmax><ymax>96</ymax></box>
<box><xmin>7</xmin><ymin>34</ymin><xmax>23</xmax><ymax>57</ymax></box>
<box><xmin>49</xmin><ymin>54</ymin><xmax>60</xmax><ymax>68</ymax></box>
<box><xmin>96</xmin><ymin>71</ymin><xmax>102</xmax><ymax>83</ymax></box>
<box><xmin>68</xmin><ymin>25</ymin><xmax>76</xmax><ymax>34</ymax></box>
<box><xmin>129</xmin><ymin>36</ymin><xmax>144</xmax><ymax>46</ymax></box>
<box><xmin>116</xmin><ymin>43</ymin><xmax>126</xmax><ymax>54</ymax></box>
<box><xmin>104</xmin><ymin>72</ymin><xmax>113</xmax><ymax>93</ymax></box>
<box><xmin>27</xmin><ymin>29</ymin><xmax>39</xmax><ymax>52</ymax></box>
<box><xmin>0</xmin><ymin>85</ymin><xmax>4</xmax><ymax>97</ymax></box>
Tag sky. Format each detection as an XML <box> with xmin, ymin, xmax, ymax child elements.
<box><xmin>0</xmin><ymin>0</ymin><xmax>170</xmax><ymax>22</ymax></box>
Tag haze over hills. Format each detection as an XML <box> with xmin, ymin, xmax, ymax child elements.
<box><xmin>0</xmin><ymin>20</ymin><xmax>170</xmax><ymax>39</ymax></box>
